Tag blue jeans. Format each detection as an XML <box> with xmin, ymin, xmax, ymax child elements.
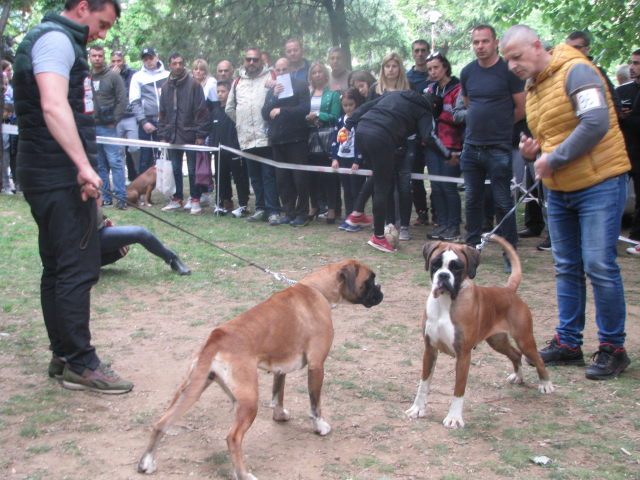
<box><xmin>99</xmin><ymin>225</ymin><xmax>175</xmax><ymax>266</ymax></box>
<box><xmin>96</xmin><ymin>125</ymin><xmax>126</xmax><ymax>202</ymax></box>
<box><xmin>425</xmin><ymin>149</ymin><xmax>462</xmax><ymax>227</ymax></box>
<box><xmin>461</xmin><ymin>144</ymin><xmax>517</xmax><ymax>248</ymax></box>
<box><xmin>138</xmin><ymin>119</ymin><xmax>157</xmax><ymax>175</ymax></box>
<box><xmin>168</xmin><ymin>149</ymin><xmax>200</xmax><ymax>201</ymax></box>
<box><xmin>548</xmin><ymin>174</ymin><xmax>627</xmax><ymax>348</ymax></box>
<box><xmin>245</xmin><ymin>146</ymin><xmax>280</xmax><ymax>216</ymax></box>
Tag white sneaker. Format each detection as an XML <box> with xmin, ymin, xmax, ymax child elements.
<box><xmin>200</xmin><ymin>194</ymin><xmax>212</xmax><ymax>207</ymax></box>
<box><xmin>231</xmin><ymin>205</ymin><xmax>247</xmax><ymax>218</ymax></box>
<box><xmin>162</xmin><ymin>198</ymin><xmax>183</xmax><ymax>212</ymax></box>
<box><xmin>3</xmin><ymin>186</ymin><xmax>14</xmax><ymax>195</ymax></box>
<box><xmin>626</xmin><ymin>245</ymin><xmax>640</xmax><ymax>255</ymax></box>
<box><xmin>183</xmin><ymin>197</ymin><xmax>193</xmax><ymax>209</ymax></box>
<box><xmin>190</xmin><ymin>198</ymin><xmax>202</xmax><ymax>215</ymax></box>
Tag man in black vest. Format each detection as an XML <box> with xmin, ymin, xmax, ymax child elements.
<box><xmin>14</xmin><ymin>0</ymin><xmax>133</xmax><ymax>394</ymax></box>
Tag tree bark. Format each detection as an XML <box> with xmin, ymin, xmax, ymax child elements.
<box><xmin>321</xmin><ymin>0</ymin><xmax>352</xmax><ymax>70</ymax></box>
<box><xmin>0</xmin><ymin>0</ymin><xmax>12</xmax><ymax>38</ymax></box>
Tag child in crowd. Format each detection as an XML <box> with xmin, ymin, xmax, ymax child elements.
<box><xmin>1</xmin><ymin>101</ymin><xmax>13</xmax><ymax>194</ymax></box>
<box><xmin>332</xmin><ymin>89</ymin><xmax>364</xmax><ymax>231</ymax></box>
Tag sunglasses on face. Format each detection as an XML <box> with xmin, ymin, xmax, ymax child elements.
<box><xmin>112</xmin><ymin>51</ymin><xmax>123</xmax><ymax>56</ymax></box>
<box><xmin>426</xmin><ymin>51</ymin><xmax>441</xmax><ymax>61</ymax></box>
<box><xmin>245</xmin><ymin>57</ymin><xmax>260</xmax><ymax>63</ymax></box>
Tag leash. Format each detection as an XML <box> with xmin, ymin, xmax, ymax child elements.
<box><xmin>93</xmin><ymin>185</ymin><xmax>298</xmax><ymax>285</ymax></box>
<box><xmin>476</xmin><ymin>180</ymin><xmax>541</xmax><ymax>252</ymax></box>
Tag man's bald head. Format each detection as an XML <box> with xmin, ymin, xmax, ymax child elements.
<box><xmin>501</xmin><ymin>25</ymin><xmax>550</xmax><ymax>81</ymax></box>
<box><xmin>274</xmin><ymin>57</ymin><xmax>291</xmax><ymax>75</ymax></box>
<box><xmin>216</xmin><ymin>60</ymin><xmax>234</xmax><ymax>81</ymax></box>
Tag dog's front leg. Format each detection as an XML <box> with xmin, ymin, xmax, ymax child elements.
<box><xmin>406</xmin><ymin>339</ymin><xmax>438</xmax><ymax>418</ymax></box>
<box><xmin>443</xmin><ymin>351</ymin><xmax>471</xmax><ymax>429</ymax></box>
<box><xmin>270</xmin><ymin>372</ymin><xmax>290</xmax><ymax>421</ymax></box>
<box><xmin>307</xmin><ymin>363</ymin><xmax>330</xmax><ymax>435</ymax></box>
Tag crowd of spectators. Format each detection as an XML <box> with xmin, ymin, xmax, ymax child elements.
<box><xmin>2</xmin><ymin>28</ymin><xmax>639</xmax><ymax>258</ymax></box>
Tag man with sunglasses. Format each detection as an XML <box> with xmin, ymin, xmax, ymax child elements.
<box><xmin>226</xmin><ymin>48</ymin><xmax>280</xmax><ymax>224</ymax></box>
<box><xmin>110</xmin><ymin>49</ymin><xmax>140</xmax><ymax>181</ymax></box>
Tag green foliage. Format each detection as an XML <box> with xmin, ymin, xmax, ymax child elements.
<box><xmin>494</xmin><ymin>0</ymin><xmax>640</xmax><ymax>68</ymax></box>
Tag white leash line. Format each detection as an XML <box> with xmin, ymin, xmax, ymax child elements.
<box><xmin>4</xmin><ymin>125</ymin><xmax>464</xmax><ymax>183</ymax></box>
<box><xmin>219</xmin><ymin>145</ymin><xmax>465</xmax><ymax>183</ymax></box>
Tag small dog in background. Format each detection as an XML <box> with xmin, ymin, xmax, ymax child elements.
<box><xmin>126</xmin><ymin>165</ymin><xmax>156</xmax><ymax>206</ymax></box>
<box><xmin>406</xmin><ymin>235</ymin><xmax>554</xmax><ymax>429</ymax></box>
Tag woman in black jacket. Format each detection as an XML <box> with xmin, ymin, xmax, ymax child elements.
<box><xmin>340</xmin><ymin>90</ymin><xmax>456</xmax><ymax>252</ymax></box>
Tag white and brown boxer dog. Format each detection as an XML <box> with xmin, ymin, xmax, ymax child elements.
<box><xmin>138</xmin><ymin>260</ymin><xmax>383</xmax><ymax>479</ymax></box>
<box><xmin>406</xmin><ymin>235</ymin><xmax>553</xmax><ymax>429</ymax></box>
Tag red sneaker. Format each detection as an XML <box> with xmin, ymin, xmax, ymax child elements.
<box><xmin>367</xmin><ymin>235</ymin><xmax>396</xmax><ymax>253</ymax></box>
<box><xmin>346</xmin><ymin>213</ymin><xmax>373</xmax><ymax>226</ymax></box>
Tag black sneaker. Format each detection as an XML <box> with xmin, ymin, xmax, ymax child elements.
<box><xmin>102</xmin><ymin>199</ymin><xmax>113</xmax><ymax>207</ymax></box>
<box><xmin>116</xmin><ymin>199</ymin><xmax>127</xmax><ymax>210</ymax></box>
<box><xmin>585</xmin><ymin>344</ymin><xmax>631</xmax><ymax>380</ymax></box>
<box><xmin>413</xmin><ymin>210</ymin><xmax>429</xmax><ymax>226</ymax></box>
<box><xmin>526</xmin><ymin>335</ymin><xmax>586</xmax><ymax>366</ymax></box>
<box><xmin>170</xmin><ymin>257</ymin><xmax>191</xmax><ymax>275</ymax></box>
<box><xmin>537</xmin><ymin>236</ymin><xmax>551</xmax><ymax>251</ymax></box>
<box><xmin>427</xmin><ymin>225</ymin><xmax>447</xmax><ymax>240</ymax></box>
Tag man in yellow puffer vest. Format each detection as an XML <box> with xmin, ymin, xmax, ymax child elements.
<box><xmin>501</xmin><ymin>25</ymin><xmax>631</xmax><ymax>381</ymax></box>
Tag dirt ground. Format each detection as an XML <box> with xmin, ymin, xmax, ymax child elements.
<box><xmin>2</xmin><ymin>229</ymin><xmax>640</xmax><ymax>480</ymax></box>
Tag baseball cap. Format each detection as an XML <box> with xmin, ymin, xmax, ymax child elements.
<box><xmin>140</xmin><ymin>47</ymin><xmax>157</xmax><ymax>59</ymax></box>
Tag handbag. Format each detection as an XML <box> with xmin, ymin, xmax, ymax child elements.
<box><xmin>308</xmin><ymin>127</ymin><xmax>333</xmax><ymax>156</ymax></box>
<box><xmin>195</xmin><ymin>151</ymin><xmax>214</xmax><ymax>191</ymax></box>
<box><xmin>156</xmin><ymin>149</ymin><xmax>176</xmax><ymax>198</ymax></box>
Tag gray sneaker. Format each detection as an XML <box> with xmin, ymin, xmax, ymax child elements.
<box><xmin>427</xmin><ymin>225</ymin><xmax>447</xmax><ymax>240</ymax></box>
<box><xmin>247</xmin><ymin>210</ymin><xmax>266</xmax><ymax>222</ymax></box>
<box><xmin>268</xmin><ymin>214</ymin><xmax>280</xmax><ymax>226</ymax></box>
<box><xmin>399</xmin><ymin>226</ymin><xmax>411</xmax><ymax>241</ymax></box>
<box><xmin>62</xmin><ymin>363</ymin><xmax>134</xmax><ymax>394</ymax></box>
<box><xmin>442</xmin><ymin>226</ymin><xmax>461</xmax><ymax>241</ymax></box>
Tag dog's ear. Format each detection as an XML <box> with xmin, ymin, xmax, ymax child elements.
<box><xmin>462</xmin><ymin>246</ymin><xmax>481</xmax><ymax>279</ymax></box>
<box><xmin>423</xmin><ymin>242</ymin><xmax>441</xmax><ymax>271</ymax></box>
<box><xmin>339</xmin><ymin>263</ymin><xmax>358</xmax><ymax>294</ymax></box>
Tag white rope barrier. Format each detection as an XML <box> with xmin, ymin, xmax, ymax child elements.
<box><xmin>3</xmin><ymin>124</ymin><xmax>465</xmax><ymax>183</ymax></box>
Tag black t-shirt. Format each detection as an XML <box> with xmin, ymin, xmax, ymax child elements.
<box><xmin>460</xmin><ymin>57</ymin><xmax>525</xmax><ymax>146</ymax></box>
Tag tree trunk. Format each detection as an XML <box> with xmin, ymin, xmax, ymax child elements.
<box><xmin>321</xmin><ymin>0</ymin><xmax>352</xmax><ymax>70</ymax></box>
<box><xmin>0</xmin><ymin>0</ymin><xmax>11</xmax><ymax>37</ymax></box>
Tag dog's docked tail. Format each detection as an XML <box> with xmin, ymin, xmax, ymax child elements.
<box><xmin>488</xmin><ymin>235</ymin><xmax>522</xmax><ymax>291</ymax></box>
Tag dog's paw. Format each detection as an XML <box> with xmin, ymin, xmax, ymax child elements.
<box><xmin>506</xmin><ymin>372</ymin><xmax>524</xmax><ymax>384</ymax></box>
<box><xmin>443</xmin><ymin>414</ymin><xmax>465</xmax><ymax>429</ymax></box>
<box><xmin>313</xmin><ymin>417</ymin><xmax>331</xmax><ymax>436</ymax></box>
<box><xmin>538</xmin><ymin>380</ymin><xmax>555</xmax><ymax>394</ymax></box>
<box><xmin>137</xmin><ymin>454</ymin><xmax>157</xmax><ymax>474</ymax></box>
<box><xmin>272</xmin><ymin>407</ymin><xmax>290</xmax><ymax>422</ymax></box>
<box><xmin>405</xmin><ymin>404</ymin><xmax>427</xmax><ymax>419</ymax></box>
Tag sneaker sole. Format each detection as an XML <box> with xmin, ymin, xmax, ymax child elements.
<box><xmin>190</xmin><ymin>211</ymin><xmax>202</xmax><ymax>215</ymax></box>
<box><xmin>48</xmin><ymin>372</ymin><xmax>63</xmax><ymax>380</ymax></box>
<box><xmin>367</xmin><ymin>240</ymin><xmax>396</xmax><ymax>252</ymax></box>
<box><xmin>526</xmin><ymin>358</ymin><xmax>586</xmax><ymax>367</ymax></box>
<box><xmin>585</xmin><ymin>362</ymin><xmax>631</xmax><ymax>380</ymax></box>
<box><xmin>62</xmin><ymin>380</ymin><xmax>133</xmax><ymax>394</ymax></box>
<box><xmin>346</xmin><ymin>219</ymin><xmax>372</xmax><ymax>227</ymax></box>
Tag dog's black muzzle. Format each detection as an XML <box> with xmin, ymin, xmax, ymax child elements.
<box><xmin>362</xmin><ymin>283</ymin><xmax>384</xmax><ymax>308</ymax></box>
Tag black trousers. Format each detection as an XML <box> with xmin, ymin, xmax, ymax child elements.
<box><xmin>273</xmin><ymin>141</ymin><xmax>310</xmax><ymax>219</ymax></box>
<box><xmin>411</xmin><ymin>142</ymin><xmax>428</xmax><ymax>213</ymax></box>
<box><xmin>24</xmin><ymin>187</ymin><xmax>101</xmax><ymax>374</ymax></box>
<box><xmin>309</xmin><ymin>152</ymin><xmax>338</xmax><ymax>210</ymax></box>
<box><xmin>215</xmin><ymin>150</ymin><xmax>250</xmax><ymax>207</ymax></box>
<box><xmin>355</xmin><ymin>132</ymin><xmax>401</xmax><ymax>237</ymax></box>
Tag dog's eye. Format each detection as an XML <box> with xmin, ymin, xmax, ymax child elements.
<box><xmin>450</xmin><ymin>263</ymin><xmax>461</xmax><ymax>272</ymax></box>
<box><xmin>432</xmin><ymin>259</ymin><xmax>442</xmax><ymax>270</ymax></box>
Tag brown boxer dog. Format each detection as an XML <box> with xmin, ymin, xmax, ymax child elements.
<box><xmin>138</xmin><ymin>260</ymin><xmax>383</xmax><ymax>479</ymax></box>
<box><xmin>406</xmin><ymin>235</ymin><xmax>553</xmax><ymax>429</ymax></box>
<box><xmin>126</xmin><ymin>165</ymin><xmax>156</xmax><ymax>206</ymax></box>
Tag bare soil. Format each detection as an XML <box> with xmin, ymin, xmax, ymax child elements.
<box><xmin>2</xmin><ymin>233</ymin><xmax>639</xmax><ymax>480</ymax></box>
